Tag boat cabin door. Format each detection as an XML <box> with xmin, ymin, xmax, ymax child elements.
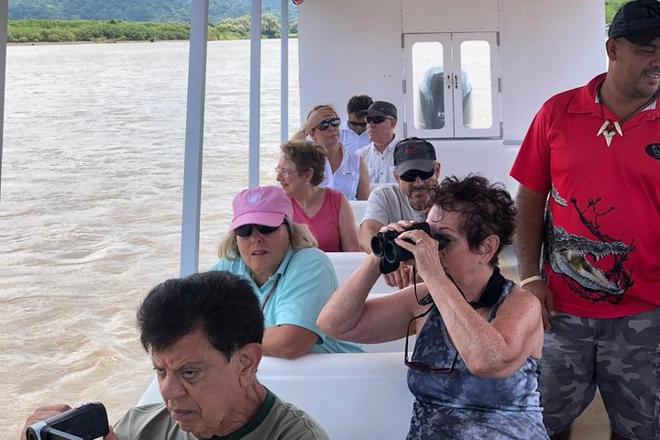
<box><xmin>402</xmin><ymin>32</ymin><xmax>501</xmax><ymax>139</ymax></box>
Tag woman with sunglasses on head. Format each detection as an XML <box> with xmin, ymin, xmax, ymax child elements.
<box><xmin>292</xmin><ymin>104</ymin><xmax>370</xmax><ymax>201</ymax></box>
<box><xmin>318</xmin><ymin>175</ymin><xmax>547</xmax><ymax>439</ymax></box>
<box><xmin>277</xmin><ymin>140</ymin><xmax>360</xmax><ymax>252</ymax></box>
<box><xmin>212</xmin><ymin>186</ymin><xmax>362</xmax><ymax>359</ymax></box>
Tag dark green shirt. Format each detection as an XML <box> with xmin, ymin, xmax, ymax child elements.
<box><xmin>113</xmin><ymin>390</ymin><xmax>328</xmax><ymax>440</ymax></box>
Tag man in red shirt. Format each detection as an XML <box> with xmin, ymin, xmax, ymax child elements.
<box><xmin>510</xmin><ymin>1</ymin><xmax>660</xmax><ymax>439</ymax></box>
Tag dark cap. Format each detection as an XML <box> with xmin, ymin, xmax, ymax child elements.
<box><xmin>357</xmin><ymin>101</ymin><xmax>398</xmax><ymax>119</ymax></box>
<box><xmin>393</xmin><ymin>137</ymin><xmax>436</xmax><ymax>174</ymax></box>
<box><xmin>609</xmin><ymin>0</ymin><xmax>660</xmax><ymax>45</ymax></box>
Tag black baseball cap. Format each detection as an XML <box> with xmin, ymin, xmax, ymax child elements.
<box><xmin>357</xmin><ymin>101</ymin><xmax>398</xmax><ymax>119</ymax></box>
<box><xmin>609</xmin><ymin>0</ymin><xmax>660</xmax><ymax>46</ymax></box>
<box><xmin>393</xmin><ymin>137</ymin><xmax>436</xmax><ymax>174</ymax></box>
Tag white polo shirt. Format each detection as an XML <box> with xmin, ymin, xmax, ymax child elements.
<box><xmin>341</xmin><ymin>123</ymin><xmax>371</xmax><ymax>154</ymax></box>
<box><xmin>360</xmin><ymin>135</ymin><xmax>398</xmax><ymax>186</ymax></box>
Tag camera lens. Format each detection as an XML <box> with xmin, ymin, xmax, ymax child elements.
<box><xmin>370</xmin><ymin>235</ymin><xmax>385</xmax><ymax>257</ymax></box>
<box><xmin>383</xmin><ymin>241</ymin><xmax>398</xmax><ymax>264</ymax></box>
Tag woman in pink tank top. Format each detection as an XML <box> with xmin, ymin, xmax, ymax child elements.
<box><xmin>276</xmin><ymin>140</ymin><xmax>360</xmax><ymax>252</ymax></box>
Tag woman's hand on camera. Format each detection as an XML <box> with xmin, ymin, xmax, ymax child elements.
<box><xmin>378</xmin><ymin>221</ymin><xmax>421</xmax><ymax>288</ymax></box>
<box><xmin>379</xmin><ymin>220</ymin><xmax>416</xmax><ymax>234</ymax></box>
<box><xmin>383</xmin><ymin>265</ymin><xmax>412</xmax><ymax>289</ymax></box>
<box><xmin>395</xmin><ymin>229</ymin><xmax>444</xmax><ymax>282</ymax></box>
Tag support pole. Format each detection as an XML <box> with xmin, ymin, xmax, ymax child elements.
<box><xmin>179</xmin><ymin>0</ymin><xmax>209</xmax><ymax>277</ymax></box>
<box><xmin>280</xmin><ymin>0</ymin><xmax>289</xmax><ymax>144</ymax></box>
<box><xmin>0</xmin><ymin>0</ymin><xmax>7</xmax><ymax>201</ymax></box>
<box><xmin>248</xmin><ymin>0</ymin><xmax>262</xmax><ymax>188</ymax></box>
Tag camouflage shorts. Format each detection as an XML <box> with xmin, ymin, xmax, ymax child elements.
<box><xmin>540</xmin><ymin>308</ymin><xmax>660</xmax><ymax>440</ymax></box>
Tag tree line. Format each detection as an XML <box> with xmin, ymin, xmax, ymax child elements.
<box><xmin>7</xmin><ymin>14</ymin><xmax>297</xmax><ymax>43</ymax></box>
<box><xmin>8</xmin><ymin>0</ymin><xmax>293</xmax><ymax>24</ymax></box>
<box><xmin>8</xmin><ymin>0</ymin><xmax>625</xmax><ymax>44</ymax></box>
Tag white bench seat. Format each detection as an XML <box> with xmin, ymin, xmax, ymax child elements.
<box><xmin>326</xmin><ymin>251</ymin><xmax>397</xmax><ymax>294</ymax></box>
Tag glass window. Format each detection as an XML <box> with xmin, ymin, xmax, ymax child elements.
<box><xmin>412</xmin><ymin>42</ymin><xmax>445</xmax><ymax>130</ymax></box>
<box><xmin>459</xmin><ymin>40</ymin><xmax>492</xmax><ymax>129</ymax></box>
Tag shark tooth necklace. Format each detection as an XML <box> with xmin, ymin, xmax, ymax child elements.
<box><xmin>597</xmin><ymin>86</ymin><xmax>657</xmax><ymax>147</ymax></box>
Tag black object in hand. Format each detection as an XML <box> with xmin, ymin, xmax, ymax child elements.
<box><xmin>26</xmin><ymin>402</ymin><xmax>109</xmax><ymax>440</ymax></box>
<box><xmin>371</xmin><ymin>222</ymin><xmax>430</xmax><ymax>274</ymax></box>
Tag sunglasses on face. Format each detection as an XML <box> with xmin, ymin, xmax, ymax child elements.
<box><xmin>348</xmin><ymin>120</ymin><xmax>367</xmax><ymax>128</ymax></box>
<box><xmin>317</xmin><ymin>118</ymin><xmax>341</xmax><ymax>131</ymax></box>
<box><xmin>234</xmin><ymin>223</ymin><xmax>282</xmax><ymax>237</ymax></box>
<box><xmin>399</xmin><ymin>169</ymin><xmax>435</xmax><ymax>182</ymax></box>
<box><xmin>366</xmin><ymin>116</ymin><xmax>392</xmax><ymax>125</ymax></box>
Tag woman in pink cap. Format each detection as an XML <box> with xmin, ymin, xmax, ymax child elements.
<box><xmin>276</xmin><ymin>140</ymin><xmax>360</xmax><ymax>252</ymax></box>
<box><xmin>212</xmin><ymin>185</ymin><xmax>362</xmax><ymax>358</ymax></box>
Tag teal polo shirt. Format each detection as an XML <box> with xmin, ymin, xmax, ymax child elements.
<box><xmin>212</xmin><ymin>247</ymin><xmax>362</xmax><ymax>354</ymax></box>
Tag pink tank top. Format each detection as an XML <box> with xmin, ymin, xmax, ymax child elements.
<box><xmin>291</xmin><ymin>189</ymin><xmax>343</xmax><ymax>252</ymax></box>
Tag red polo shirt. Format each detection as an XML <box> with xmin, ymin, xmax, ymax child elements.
<box><xmin>511</xmin><ymin>73</ymin><xmax>660</xmax><ymax>318</ymax></box>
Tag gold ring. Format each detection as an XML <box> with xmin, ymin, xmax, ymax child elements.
<box><xmin>415</xmin><ymin>238</ymin><xmax>423</xmax><ymax>244</ymax></box>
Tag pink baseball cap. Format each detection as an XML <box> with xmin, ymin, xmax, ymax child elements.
<box><xmin>230</xmin><ymin>186</ymin><xmax>293</xmax><ymax>231</ymax></box>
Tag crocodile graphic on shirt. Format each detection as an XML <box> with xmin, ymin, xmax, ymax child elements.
<box><xmin>543</xmin><ymin>187</ymin><xmax>634</xmax><ymax>304</ymax></box>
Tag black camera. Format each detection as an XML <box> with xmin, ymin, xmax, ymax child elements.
<box><xmin>26</xmin><ymin>402</ymin><xmax>109</xmax><ymax>440</ymax></box>
<box><xmin>371</xmin><ymin>222</ymin><xmax>430</xmax><ymax>274</ymax></box>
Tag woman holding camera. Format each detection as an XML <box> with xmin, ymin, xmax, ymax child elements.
<box><xmin>318</xmin><ymin>175</ymin><xmax>547</xmax><ymax>439</ymax></box>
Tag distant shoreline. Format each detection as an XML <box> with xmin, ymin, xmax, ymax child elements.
<box><xmin>7</xmin><ymin>17</ymin><xmax>296</xmax><ymax>44</ymax></box>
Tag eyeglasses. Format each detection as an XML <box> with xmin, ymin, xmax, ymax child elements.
<box><xmin>366</xmin><ymin>116</ymin><xmax>393</xmax><ymax>125</ymax></box>
<box><xmin>348</xmin><ymin>120</ymin><xmax>367</xmax><ymax>129</ymax></box>
<box><xmin>317</xmin><ymin>118</ymin><xmax>341</xmax><ymax>131</ymax></box>
<box><xmin>274</xmin><ymin>166</ymin><xmax>297</xmax><ymax>178</ymax></box>
<box><xmin>404</xmin><ymin>308</ymin><xmax>458</xmax><ymax>374</ymax></box>
<box><xmin>234</xmin><ymin>223</ymin><xmax>282</xmax><ymax>237</ymax></box>
<box><xmin>399</xmin><ymin>169</ymin><xmax>435</xmax><ymax>182</ymax></box>
<box><xmin>403</xmin><ymin>260</ymin><xmax>459</xmax><ymax>373</ymax></box>
<box><xmin>403</xmin><ymin>302</ymin><xmax>458</xmax><ymax>374</ymax></box>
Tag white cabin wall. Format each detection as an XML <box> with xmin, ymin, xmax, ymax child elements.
<box><xmin>297</xmin><ymin>0</ymin><xmax>606</xmax><ymax>190</ymax></box>
<box><xmin>297</xmin><ymin>0</ymin><xmax>404</xmax><ymax>139</ymax></box>
<box><xmin>499</xmin><ymin>0</ymin><xmax>607</xmax><ymax>143</ymax></box>
<box><xmin>402</xmin><ymin>0</ymin><xmax>498</xmax><ymax>32</ymax></box>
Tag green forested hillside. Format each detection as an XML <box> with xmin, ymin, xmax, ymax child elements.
<box><xmin>8</xmin><ymin>0</ymin><xmax>293</xmax><ymax>23</ymax></box>
<box><xmin>10</xmin><ymin>0</ymin><xmax>625</xmax><ymax>24</ymax></box>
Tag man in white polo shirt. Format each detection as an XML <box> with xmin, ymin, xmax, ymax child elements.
<box><xmin>359</xmin><ymin>101</ymin><xmax>399</xmax><ymax>186</ymax></box>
